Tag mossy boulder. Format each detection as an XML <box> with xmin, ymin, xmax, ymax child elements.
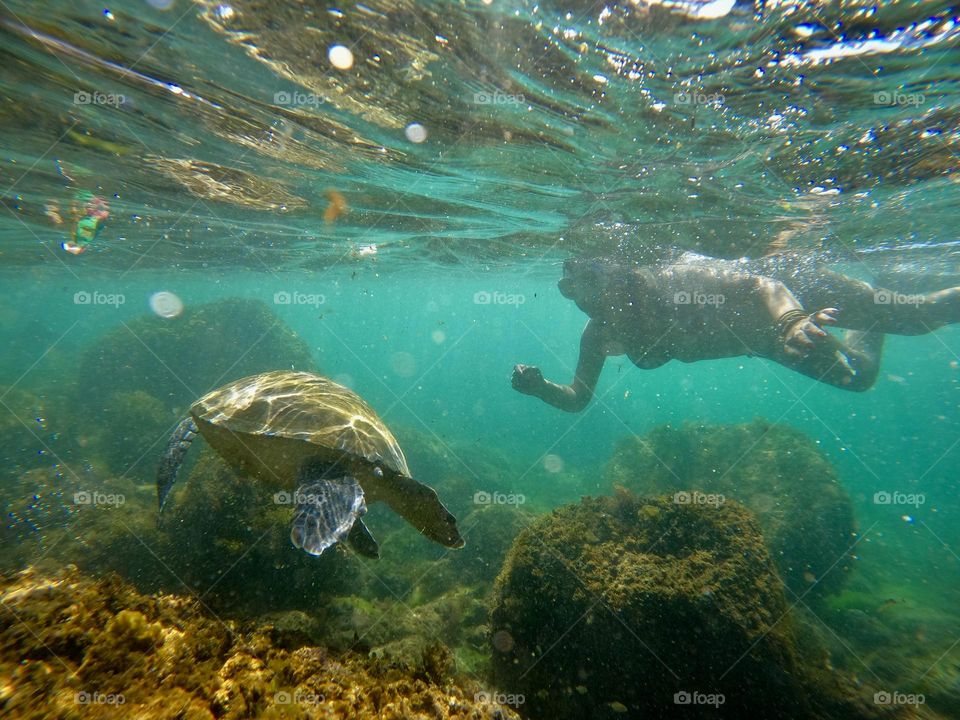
<box><xmin>489</xmin><ymin>492</ymin><xmax>884</xmax><ymax>720</ymax></box>
<box><xmin>65</xmin><ymin>298</ymin><xmax>315</xmax><ymax>477</ymax></box>
<box><xmin>606</xmin><ymin>420</ymin><xmax>857</xmax><ymax>598</ymax></box>
<box><xmin>93</xmin><ymin>390</ymin><xmax>170</xmax><ymax>476</ymax></box>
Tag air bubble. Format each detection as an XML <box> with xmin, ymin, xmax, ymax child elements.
<box><xmin>544</xmin><ymin>454</ymin><xmax>564</xmax><ymax>473</ymax></box>
<box><xmin>405</xmin><ymin>123</ymin><xmax>427</xmax><ymax>144</ymax></box>
<box><xmin>328</xmin><ymin>44</ymin><xmax>354</xmax><ymax>70</ymax></box>
<box><xmin>149</xmin><ymin>291</ymin><xmax>184</xmax><ymax>318</ymax></box>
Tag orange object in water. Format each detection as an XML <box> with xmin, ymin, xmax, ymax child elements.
<box><xmin>62</xmin><ymin>240</ymin><xmax>87</xmax><ymax>255</ymax></box>
<box><xmin>323</xmin><ymin>189</ymin><xmax>348</xmax><ymax>225</ymax></box>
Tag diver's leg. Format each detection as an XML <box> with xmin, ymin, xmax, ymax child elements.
<box><xmin>842</xmin><ymin>282</ymin><xmax>960</xmax><ymax>335</ymax></box>
<box><xmin>770</xmin><ymin>329</ymin><xmax>881</xmax><ymax>392</ymax></box>
<box><xmin>793</xmin><ymin>267</ymin><xmax>960</xmax><ymax>335</ymax></box>
<box><xmin>838</xmin><ymin>330</ymin><xmax>883</xmax><ymax>389</ymax></box>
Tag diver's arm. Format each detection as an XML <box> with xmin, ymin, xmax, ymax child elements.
<box><xmin>512</xmin><ymin>319</ymin><xmax>605</xmax><ymax>412</ymax></box>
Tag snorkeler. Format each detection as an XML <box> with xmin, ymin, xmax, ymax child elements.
<box><xmin>512</xmin><ymin>251</ymin><xmax>960</xmax><ymax>412</ymax></box>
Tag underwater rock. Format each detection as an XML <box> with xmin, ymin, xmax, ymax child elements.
<box><xmin>93</xmin><ymin>390</ymin><xmax>171</xmax><ymax>477</ymax></box>
<box><xmin>606</xmin><ymin>420</ymin><xmax>857</xmax><ymax>598</ymax></box>
<box><xmin>488</xmin><ymin>492</ymin><xmax>893</xmax><ymax>720</ymax></box>
<box><xmin>66</xmin><ymin>297</ymin><xmax>315</xmax><ymax>476</ymax></box>
<box><xmin>313</xmin><ymin>585</ymin><xmax>488</xmax><ymax>676</ymax></box>
<box><xmin>0</xmin><ymin>565</ymin><xmax>522</xmax><ymax>720</ymax></box>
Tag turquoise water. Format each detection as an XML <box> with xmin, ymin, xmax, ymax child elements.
<box><xmin>2</xmin><ymin>1</ymin><xmax>960</xmax><ymax>718</ymax></box>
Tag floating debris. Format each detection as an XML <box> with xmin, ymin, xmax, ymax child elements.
<box><xmin>323</xmin><ymin>188</ymin><xmax>348</xmax><ymax>225</ymax></box>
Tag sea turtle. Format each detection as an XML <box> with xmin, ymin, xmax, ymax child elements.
<box><xmin>156</xmin><ymin>370</ymin><xmax>464</xmax><ymax>559</ymax></box>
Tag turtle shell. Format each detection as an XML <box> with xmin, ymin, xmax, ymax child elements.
<box><xmin>190</xmin><ymin>370</ymin><xmax>409</xmax><ymax>484</ymax></box>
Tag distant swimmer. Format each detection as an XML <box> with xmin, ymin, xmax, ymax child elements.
<box><xmin>512</xmin><ymin>251</ymin><xmax>960</xmax><ymax>412</ymax></box>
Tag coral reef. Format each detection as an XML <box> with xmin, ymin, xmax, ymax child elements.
<box><xmin>605</xmin><ymin>420</ymin><xmax>857</xmax><ymax>598</ymax></box>
<box><xmin>0</xmin><ymin>565</ymin><xmax>521</xmax><ymax>720</ymax></box>
<box><xmin>489</xmin><ymin>491</ymin><xmax>900</xmax><ymax>720</ymax></box>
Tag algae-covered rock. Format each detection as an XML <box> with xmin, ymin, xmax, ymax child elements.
<box><xmin>65</xmin><ymin>297</ymin><xmax>315</xmax><ymax>476</ymax></box>
<box><xmin>94</xmin><ymin>390</ymin><xmax>171</xmax><ymax>476</ymax></box>
<box><xmin>0</xmin><ymin>565</ymin><xmax>520</xmax><ymax>720</ymax></box>
<box><xmin>488</xmin><ymin>491</ymin><xmax>888</xmax><ymax>720</ymax></box>
<box><xmin>606</xmin><ymin>420</ymin><xmax>857</xmax><ymax>598</ymax></box>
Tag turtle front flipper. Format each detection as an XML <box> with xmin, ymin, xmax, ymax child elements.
<box><xmin>157</xmin><ymin>417</ymin><xmax>198</xmax><ymax>512</ymax></box>
<box><xmin>289</xmin><ymin>476</ymin><xmax>367</xmax><ymax>557</ymax></box>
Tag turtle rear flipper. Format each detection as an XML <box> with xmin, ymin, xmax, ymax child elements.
<box><xmin>289</xmin><ymin>476</ymin><xmax>366</xmax><ymax>557</ymax></box>
<box><xmin>157</xmin><ymin>417</ymin><xmax>198</xmax><ymax>512</ymax></box>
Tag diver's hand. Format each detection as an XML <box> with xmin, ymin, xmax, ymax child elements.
<box><xmin>783</xmin><ymin>308</ymin><xmax>839</xmax><ymax>357</ymax></box>
<box><xmin>512</xmin><ymin>364</ymin><xmax>545</xmax><ymax>395</ymax></box>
